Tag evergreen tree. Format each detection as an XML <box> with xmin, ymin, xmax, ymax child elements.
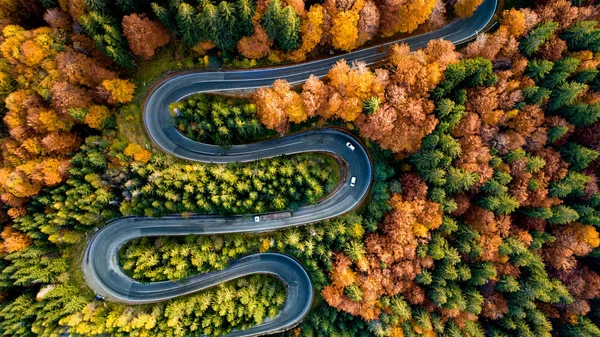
<box><xmin>444</xmin><ymin>167</ymin><xmax>478</xmax><ymax>193</ymax></box>
<box><xmin>262</xmin><ymin>0</ymin><xmax>282</xmax><ymax>42</ymax></box>
<box><xmin>216</xmin><ymin>1</ymin><xmax>238</xmax><ymax>51</ymax></box>
<box><xmin>84</xmin><ymin>0</ymin><xmax>108</xmax><ymax>13</ymax></box>
<box><xmin>519</xmin><ymin>21</ymin><xmax>559</xmax><ymax>57</ymax></box>
<box><xmin>548</xmin><ymin>205</ymin><xmax>580</xmax><ymax>224</ymax></box>
<box><xmin>277</xmin><ymin>6</ymin><xmax>301</xmax><ymax>51</ymax></box>
<box><xmin>560</xmin><ymin>142</ymin><xmax>600</xmax><ymax>170</ymax></box>
<box><xmin>525</xmin><ymin>59</ymin><xmax>554</xmax><ymax>82</ymax></box>
<box><xmin>344</xmin><ymin>284</ymin><xmax>363</xmax><ymax>302</ymax></box>
<box><xmin>116</xmin><ymin>0</ymin><xmax>138</xmax><ymax>12</ymax></box>
<box><xmin>40</xmin><ymin>0</ymin><xmax>58</xmax><ymax>8</ymax></box>
<box><xmin>549</xmin><ymin>171</ymin><xmax>591</xmax><ymax>198</ymax></box>
<box><xmin>169</xmin><ymin>0</ymin><xmax>184</xmax><ymax>10</ymax></box>
<box><xmin>561</xmin><ymin>20</ymin><xmax>600</xmax><ymax>52</ymax></box>
<box><xmin>200</xmin><ymin>2</ymin><xmax>219</xmax><ymax>44</ymax></box>
<box><xmin>363</xmin><ymin>96</ymin><xmax>381</xmax><ymax>115</ymax></box>
<box><xmin>548</xmin><ymin>125</ymin><xmax>569</xmax><ymax>143</ymax></box>
<box><xmin>152</xmin><ymin>2</ymin><xmax>176</xmax><ymax>30</ymax></box>
<box><xmin>548</xmin><ymin>81</ymin><xmax>587</xmax><ymax>111</ymax></box>
<box><xmin>237</xmin><ymin>0</ymin><xmax>255</xmax><ymax>37</ymax></box>
<box><xmin>542</xmin><ymin>57</ymin><xmax>580</xmax><ymax>88</ymax></box>
<box><xmin>572</xmin><ymin>68</ymin><xmax>598</xmax><ymax>84</ymax></box>
<box><xmin>522</xmin><ymin>86</ymin><xmax>551</xmax><ymax>105</ymax></box>
<box><xmin>479</xmin><ymin>194</ymin><xmax>520</xmax><ymax>215</ymax></box>
<box><xmin>561</xmin><ymin>103</ymin><xmax>600</xmax><ymax>126</ymax></box>
<box><xmin>177</xmin><ymin>2</ymin><xmax>202</xmax><ymax>46</ymax></box>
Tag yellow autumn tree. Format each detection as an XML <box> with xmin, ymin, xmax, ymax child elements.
<box><xmin>500</xmin><ymin>8</ymin><xmax>526</xmax><ymax>37</ymax></box>
<box><xmin>380</xmin><ymin>0</ymin><xmax>436</xmax><ymax>36</ymax></box>
<box><xmin>254</xmin><ymin>79</ymin><xmax>307</xmax><ymax>132</ymax></box>
<box><xmin>20</xmin><ymin>39</ymin><xmax>47</xmax><ymax>67</ymax></box>
<box><xmin>0</xmin><ymin>0</ymin><xmax>18</xmax><ymax>20</ymax></box>
<box><xmin>37</xmin><ymin>109</ymin><xmax>73</xmax><ymax>132</ymax></box>
<box><xmin>100</xmin><ymin>79</ymin><xmax>136</xmax><ymax>104</ymax></box>
<box><xmin>124</xmin><ymin>143</ymin><xmax>152</xmax><ymax>163</ymax></box>
<box><xmin>400</xmin><ymin>0</ymin><xmax>436</xmax><ymax>33</ymax></box>
<box><xmin>1</xmin><ymin>226</ymin><xmax>32</xmax><ymax>253</ymax></box>
<box><xmin>454</xmin><ymin>0</ymin><xmax>484</xmax><ymax>18</ymax></box>
<box><xmin>287</xmin><ymin>4</ymin><xmax>324</xmax><ymax>61</ymax></box>
<box><xmin>331</xmin><ymin>10</ymin><xmax>360</xmax><ymax>52</ymax></box>
<box><xmin>324</xmin><ymin>60</ymin><xmax>383</xmax><ymax>121</ymax></box>
<box><xmin>84</xmin><ymin>105</ymin><xmax>111</xmax><ymax>130</ymax></box>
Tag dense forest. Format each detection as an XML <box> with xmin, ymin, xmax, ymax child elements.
<box><xmin>171</xmin><ymin>94</ymin><xmax>278</xmax><ymax>146</ymax></box>
<box><xmin>1</xmin><ymin>0</ymin><xmax>485</xmax><ymax>67</ymax></box>
<box><xmin>1</xmin><ymin>0</ymin><xmax>600</xmax><ymax>336</ymax></box>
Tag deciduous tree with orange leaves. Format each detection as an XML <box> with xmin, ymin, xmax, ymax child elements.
<box><xmin>0</xmin><ymin>22</ymin><xmax>135</xmax><ymax>215</ymax></box>
<box><xmin>99</xmin><ymin>79</ymin><xmax>136</xmax><ymax>105</ymax></box>
<box><xmin>255</xmin><ymin>79</ymin><xmax>307</xmax><ymax>132</ymax></box>
<box><xmin>122</xmin><ymin>14</ymin><xmax>170</xmax><ymax>59</ymax></box>
<box><xmin>454</xmin><ymin>0</ymin><xmax>484</xmax><ymax>18</ymax></box>
<box><xmin>0</xmin><ymin>225</ymin><xmax>31</xmax><ymax>253</ymax></box>
<box><xmin>237</xmin><ymin>24</ymin><xmax>272</xmax><ymax>60</ymax></box>
<box><xmin>124</xmin><ymin>143</ymin><xmax>152</xmax><ymax>164</ymax></box>
<box><xmin>323</xmin><ymin>184</ymin><xmax>442</xmax><ymax>320</ymax></box>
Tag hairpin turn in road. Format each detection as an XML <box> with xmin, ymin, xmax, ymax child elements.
<box><xmin>82</xmin><ymin>0</ymin><xmax>498</xmax><ymax>335</ymax></box>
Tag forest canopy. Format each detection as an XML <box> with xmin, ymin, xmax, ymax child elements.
<box><xmin>17</xmin><ymin>0</ymin><xmax>483</xmax><ymax>67</ymax></box>
<box><xmin>1</xmin><ymin>0</ymin><xmax>600</xmax><ymax>337</ymax></box>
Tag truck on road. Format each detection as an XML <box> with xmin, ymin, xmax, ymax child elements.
<box><xmin>256</xmin><ymin>211</ymin><xmax>293</xmax><ymax>222</ymax></box>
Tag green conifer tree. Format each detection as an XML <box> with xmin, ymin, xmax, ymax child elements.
<box><xmin>262</xmin><ymin>0</ymin><xmax>282</xmax><ymax>41</ymax></box>
<box><xmin>519</xmin><ymin>21</ymin><xmax>559</xmax><ymax>56</ymax></box>
<box><xmin>277</xmin><ymin>6</ymin><xmax>301</xmax><ymax>51</ymax></box>
<box><xmin>560</xmin><ymin>143</ymin><xmax>600</xmax><ymax>170</ymax></box>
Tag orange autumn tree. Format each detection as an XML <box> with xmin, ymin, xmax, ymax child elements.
<box><xmin>544</xmin><ymin>223</ymin><xmax>600</xmax><ymax>272</ymax></box>
<box><xmin>454</xmin><ymin>0</ymin><xmax>484</xmax><ymax>18</ymax></box>
<box><xmin>500</xmin><ymin>8</ymin><xmax>527</xmax><ymax>38</ymax></box>
<box><xmin>1</xmin><ymin>225</ymin><xmax>31</xmax><ymax>253</ymax></box>
<box><xmin>355</xmin><ymin>40</ymin><xmax>458</xmax><ymax>156</ymax></box>
<box><xmin>237</xmin><ymin>24</ymin><xmax>272</xmax><ymax>60</ymax></box>
<box><xmin>254</xmin><ymin>41</ymin><xmax>456</xmax><ymax>154</ymax></box>
<box><xmin>322</xmin><ymin>60</ymin><xmax>386</xmax><ymax>121</ymax></box>
<box><xmin>255</xmin><ymin>79</ymin><xmax>307</xmax><ymax>132</ymax></box>
<box><xmin>286</xmin><ymin>4</ymin><xmax>325</xmax><ymax>61</ymax></box>
<box><xmin>356</xmin><ymin>0</ymin><xmax>380</xmax><ymax>46</ymax></box>
<box><xmin>124</xmin><ymin>143</ymin><xmax>152</xmax><ymax>164</ymax></box>
<box><xmin>0</xmin><ymin>20</ymin><xmax>135</xmax><ymax>216</ymax></box>
<box><xmin>323</xmin><ymin>173</ymin><xmax>443</xmax><ymax>320</ymax></box>
<box><xmin>122</xmin><ymin>13</ymin><xmax>170</xmax><ymax>59</ymax></box>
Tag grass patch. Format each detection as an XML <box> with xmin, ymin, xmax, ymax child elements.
<box><xmin>127</xmin><ymin>44</ymin><xmax>208</xmax><ymax>101</ymax></box>
<box><xmin>116</xmin><ymin>103</ymin><xmax>151</xmax><ymax>148</ymax></box>
<box><xmin>67</xmin><ymin>234</ymin><xmax>95</xmax><ymax>298</ymax></box>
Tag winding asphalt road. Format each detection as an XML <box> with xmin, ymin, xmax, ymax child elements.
<box><xmin>82</xmin><ymin>0</ymin><xmax>498</xmax><ymax>335</ymax></box>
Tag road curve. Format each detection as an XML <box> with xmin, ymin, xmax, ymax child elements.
<box><xmin>82</xmin><ymin>0</ymin><xmax>498</xmax><ymax>336</ymax></box>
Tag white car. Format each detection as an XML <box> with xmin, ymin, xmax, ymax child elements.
<box><xmin>346</xmin><ymin>142</ymin><xmax>355</xmax><ymax>151</ymax></box>
<box><xmin>254</xmin><ymin>216</ymin><xmax>260</xmax><ymax>222</ymax></box>
<box><xmin>350</xmin><ymin>176</ymin><xmax>356</xmax><ymax>187</ymax></box>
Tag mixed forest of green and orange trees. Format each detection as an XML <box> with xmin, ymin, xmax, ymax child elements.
<box><xmin>1</xmin><ymin>0</ymin><xmax>600</xmax><ymax>336</ymax></box>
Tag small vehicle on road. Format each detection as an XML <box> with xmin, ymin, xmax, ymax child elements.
<box><xmin>95</xmin><ymin>295</ymin><xmax>105</xmax><ymax>301</ymax></box>
<box><xmin>346</xmin><ymin>142</ymin><xmax>355</xmax><ymax>151</ymax></box>
<box><xmin>260</xmin><ymin>212</ymin><xmax>293</xmax><ymax>221</ymax></box>
<box><xmin>255</xmin><ymin>216</ymin><xmax>260</xmax><ymax>222</ymax></box>
<box><xmin>350</xmin><ymin>177</ymin><xmax>357</xmax><ymax>187</ymax></box>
